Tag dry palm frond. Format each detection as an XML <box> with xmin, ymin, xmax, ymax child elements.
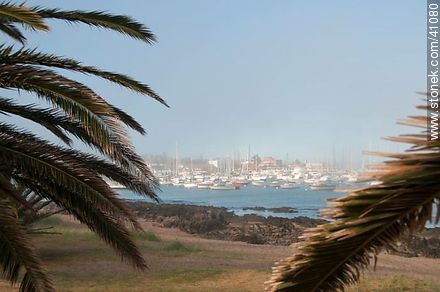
<box><xmin>267</xmin><ymin>109</ymin><xmax>440</xmax><ymax>291</ymax></box>
<box><xmin>0</xmin><ymin>3</ymin><xmax>48</xmax><ymax>32</ymax></box>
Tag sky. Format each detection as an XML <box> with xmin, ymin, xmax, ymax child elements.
<box><xmin>5</xmin><ymin>1</ymin><xmax>425</xmax><ymax>166</ymax></box>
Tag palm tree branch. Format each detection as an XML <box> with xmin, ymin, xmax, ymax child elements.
<box><xmin>33</xmin><ymin>7</ymin><xmax>156</xmax><ymax>44</ymax></box>
<box><xmin>0</xmin><ymin>45</ymin><xmax>168</xmax><ymax>109</ymax></box>
<box><xmin>0</xmin><ymin>200</ymin><xmax>53</xmax><ymax>291</ymax></box>
<box><xmin>268</xmin><ymin>113</ymin><xmax>440</xmax><ymax>291</ymax></box>
<box><xmin>0</xmin><ymin>123</ymin><xmax>146</xmax><ymax>226</ymax></box>
<box><xmin>0</xmin><ymin>23</ymin><xmax>25</xmax><ymax>44</ymax></box>
<box><xmin>0</xmin><ymin>3</ymin><xmax>48</xmax><ymax>31</ymax></box>
<box><xmin>0</xmin><ymin>64</ymin><xmax>115</xmax><ymax>117</ymax></box>
<box><xmin>314</xmin><ymin>194</ymin><xmax>435</xmax><ymax>292</ymax></box>
<box><xmin>13</xmin><ymin>177</ymin><xmax>148</xmax><ymax>270</ymax></box>
<box><xmin>0</xmin><ymin>174</ymin><xmax>30</xmax><ymax>208</ymax></box>
<box><xmin>0</xmin><ymin>65</ymin><xmax>156</xmax><ymax>179</ymax></box>
<box><xmin>0</xmin><ymin>97</ymin><xmax>75</xmax><ymax>144</ymax></box>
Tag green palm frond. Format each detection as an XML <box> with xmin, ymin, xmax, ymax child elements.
<box><xmin>0</xmin><ymin>123</ymin><xmax>150</xmax><ymax>226</ymax></box>
<box><xmin>0</xmin><ymin>46</ymin><xmax>168</xmax><ymax>109</ymax></box>
<box><xmin>0</xmin><ymin>64</ymin><xmax>113</xmax><ymax>116</ymax></box>
<box><xmin>0</xmin><ymin>122</ymin><xmax>158</xmax><ymax>199</ymax></box>
<box><xmin>15</xmin><ymin>176</ymin><xmax>148</xmax><ymax>270</ymax></box>
<box><xmin>0</xmin><ymin>2</ymin><xmax>48</xmax><ymax>32</ymax></box>
<box><xmin>267</xmin><ymin>110</ymin><xmax>440</xmax><ymax>291</ymax></box>
<box><xmin>0</xmin><ymin>173</ymin><xmax>30</xmax><ymax>207</ymax></box>
<box><xmin>0</xmin><ymin>97</ymin><xmax>149</xmax><ymax>172</ymax></box>
<box><xmin>34</xmin><ymin>7</ymin><xmax>156</xmax><ymax>44</ymax></box>
<box><xmin>0</xmin><ymin>23</ymin><xmax>25</xmax><ymax>44</ymax></box>
<box><xmin>16</xmin><ymin>187</ymin><xmax>60</xmax><ymax>228</ymax></box>
<box><xmin>0</xmin><ymin>97</ymin><xmax>78</xmax><ymax>144</ymax></box>
<box><xmin>0</xmin><ymin>3</ymin><xmax>167</xmax><ymax>290</ymax></box>
<box><xmin>0</xmin><ymin>65</ymin><xmax>156</xmax><ymax>179</ymax></box>
<box><xmin>0</xmin><ymin>200</ymin><xmax>53</xmax><ymax>292</ymax></box>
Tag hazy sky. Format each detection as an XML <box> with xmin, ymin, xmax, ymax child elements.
<box><xmin>8</xmin><ymin>1</ymin><xmax>424</xmax><ymax>165</ymax></box>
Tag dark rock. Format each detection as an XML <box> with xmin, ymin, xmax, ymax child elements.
<box><xmin>125</xmin><ymin>201</ymin><xmax>440</xmax><ymax>258</ymax></box>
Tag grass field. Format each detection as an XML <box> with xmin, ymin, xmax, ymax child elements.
<box><xmin>1</xmin><ymin>215</ymin><xmax>439</xmax><ymax>291</ymax></box>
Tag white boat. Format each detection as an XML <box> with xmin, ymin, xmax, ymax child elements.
<box><xmin>183</xmin><ymin>183</ymin><xmax>197</xmax><ymax>188</ymax></box>
<box><xmin>197</xmin><ymin>181</ymin><xmax>213</xmax><ymax>189</ymax></box>
<box><xmin>309</xmin><ymin>182</ymin><xmax>336</xmax><ymax>191</ymax></box>
<box><xmin>210</xmin><ymin>183</ymin><xmax>236</xmax><ymax>190</ymax></box>
<box><xmin>252</xmin><ymin>180</ymin><xmax>267</xmax><ymax>187</ymax></box>
<box><xmin>269</xmin><ymin>180</ymin><xmax>284</xmax><ymax>188</ymax></box>
<box><xmin>280</xmin><ymin>183</ymin><xmax>300</xmax><ymax>189</ymax></box>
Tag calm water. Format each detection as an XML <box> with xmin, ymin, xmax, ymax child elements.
<box><xmin>118</xmin><ymin>185</ymin><xmax>345</xmax><ymax>219</ymax></box>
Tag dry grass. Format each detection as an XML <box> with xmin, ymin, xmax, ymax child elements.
<box><xmin>0</xmin><ymin>215</ymin><xmax>438</xmax><ymax>291</ymax></box>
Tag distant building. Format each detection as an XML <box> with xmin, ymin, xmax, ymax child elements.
<box><xmin>208</xmin><ymin>160</ymin><xmax>219</xmax><ymax>168</ymax></box>
<box><xmin>305</xmin><ymin>161</ymin><xmax>324</xmax><ymax>171</ymax></box>
<box><xmin>241</xmin><ymin>160</ymin><xmax>256</xmax><ymax>171</ymax></box>
<box><xmin>259</xmin><ymin>157</ymin><xmax>282</xmax><ymax>169</ymax></box>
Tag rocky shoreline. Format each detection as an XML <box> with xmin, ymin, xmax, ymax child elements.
<box><xmin>127</xmin><ymin>201</ymin><xmax>440</xmax><ymax>258</ymax></box>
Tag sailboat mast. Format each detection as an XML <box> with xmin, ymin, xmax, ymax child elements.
<box><xmin>175</xmin><ymin>142</ymin><xmax>178</xmax><ymax>176</ymax></box>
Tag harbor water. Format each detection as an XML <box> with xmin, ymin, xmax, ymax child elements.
<box><xmin>118</xmin><ymin>185</ymin><xmax>345</xmax><ymax>219</ymax></box>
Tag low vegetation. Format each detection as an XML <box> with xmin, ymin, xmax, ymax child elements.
<box><xmin>0</xmin><ymin>215</ymin><xmax>437</xmax><ymax>291</ymax></box>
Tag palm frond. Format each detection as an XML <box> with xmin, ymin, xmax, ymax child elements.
<box><xmin>6</xmin><ymin>123</ymin><xmax>157</xmax><ymax>199</ymax></box>
<box><xmin>15</xmin><ymin>176</ymin><xmax>148</xmax><ymax>270</ymax></box>
<box><xmin>0</xmin><ymin>3</ymin><xmax>163</xmax><ymax>289</ymax></box>
<box><xmin>0</xmin><ymin>23</ymin><xmax>25</xmax><ymax>44</ymax></box>
<box><xmin>267</xmin><ymin>111</ymin><xmax>440</xmax><ymax>291</ymax></box>
<box><xmin>0</xmin><ymin>45</ymin><xmax>168</xmax><ymax>109</ymax></box>
<box><xmin>0</xmin><ymin>65</ymin><xmax>156</xmax><ymax>179</ymax></box>
<box><xmin>0</xmin><ymin>123</ymin><xmax>150</xmax><ymax>227</ymax></box>
<box><xmin>33</xmin><ymin>7</ymin><xmax>156</xmax><ymax>44</ymax></box>
<box><xmin>0</xmin><ymin>3</ymin><xmax>48</xmax><ymax>31</ymax></box>
<box><xmin>0</xmin><ymin>64</ymin><xmax>113</xmax><ymax>116</ymax></box>
<box><xmin>0</xmin><ymin>200</ymin><xmax>53</xmax><ymax>292</ymax></box>
<box><xmin>0</xmin><ymin>173</ymin><xmax>30</xmax><ymax>207</ymax></box>
<box><xmin>0</xmin><ymin>97</ymin><xmax>76</xmax><ymax>144</ymax></box>
<box><xmin>16</xmin><ymin>188</ymin><xmax>60</xmax><ymax>227</ymax></box>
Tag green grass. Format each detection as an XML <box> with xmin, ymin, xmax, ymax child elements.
<box><xmin>348</xmin><ymin>274</ymin><xmax>440</xmax><ymax>292</ymax></box>
<box><xmin>133</xmin><ymin>231</ymin><xmax>161</xmax><ymax>242</ymax></box>
<box><xmin>163</xmin><ymin>240</ymin><xmax>202</xmax><ymax>253</ymax></box>
<box><xmin>152</xmin><ymin>269</ymin><xmax>221</xmax><ymax>284</ymax></box>
<box><xmin>15</xmin><ymin>216</ymin><xmax>438</xmax><ymax>292</ymax></box>
<box><xmin>36</xmin><ymin>216</ymin><xmax>64</xmax><ymax>226</ymax></box>
<box><xmin>47</xmin><ymin>268</ymin><xmax>224</xmax><ymax>292</ymax></box>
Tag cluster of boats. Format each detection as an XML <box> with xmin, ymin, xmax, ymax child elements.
<box><xmin>157</xmin><ymin>170</ymin><xmax>363</xmax><ymax>192</ymax></box>
<box><xmin>107</xmin><ymin>166</ymin><xmax>383</xmax><ymax>193</ymax></box>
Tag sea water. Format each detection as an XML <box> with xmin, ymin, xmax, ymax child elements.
<box><xmin>118</xmin><ymin>185</ymin><xmax>344</xmax><ymax>219</ymax></box>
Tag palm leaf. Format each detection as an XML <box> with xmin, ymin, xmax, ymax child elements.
<box><xmin>33</xmin><ymin>7</ymin><xmax>156</xmax><ymax>44</ymax></box>
<box><xmin>0</xmin><ymin>65</ymin><xmax>156</xmax><ymax>179</ymax></box>
<box><xmin>0</xmin><ymin>23</ymin><xmax>25</xmax><ymax>44</ymax></box>
<box><xmin>266</xmin><ymin>111</ymin><xmax>440</xmax><ymax>291</ymax></box>
<box><xmin>0</xmin><ymin>122</ymin><xmax>158</xmax><ymax>199</ymax></box>
<box><xmin>0</xmin><ymin>199</ymin><xmax>53</xmax><ymax>292</ymax></box>
<box><xmin>0</xmin><ymin>3</ymin><xmax>48</xmax><ymax>32</ymax></box>
<box><xmin>0</xmin><ymin>97</ymin><xmax>76</xmax><ymax>144</ymax></box>
<box><xmin>0</xmin><ymin>174</ymin><xmax>29</xmax><ymax>208</ymax></box>
<box><xmin>14</xmin><ymin>176</ymin><xmax>148</xmax><ymax>270</ymax></box>
<box><xmin>0</xmin><ymin>3</ymin><xmax>165</xmax><ymax>290</ymax></box>
<box><xmin>0</xmin><ymin>123</ymin><xmax>148</xmax><ymax>226</ymax></box>
<box><xmin>0</xmin><ymin>45</ymin><xmax>168</xmax><ymax>109</ymax></box>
